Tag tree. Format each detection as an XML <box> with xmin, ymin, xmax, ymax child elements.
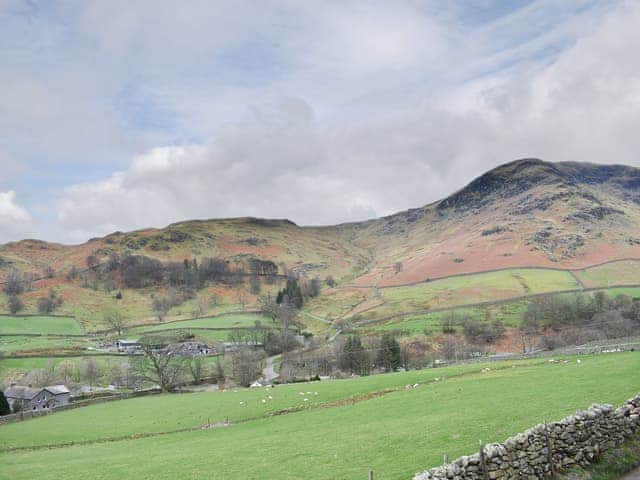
<box><xmin>43</xmin><ymin>266</ymin><xmax>55</xmax><ymax>279</ymax></box>
<box><xmin>394</xmin><ymin>262</ymin><xmax>403</xmax><ymax>274</ymax></box>
<box><xmin>236</xmin><ymin>291</ymin><xmax>248</xmax><ymax>310</ymax></box>
<box><xmin>56</xmin><ymin>360</ymin><xmax>77</xmax><ymax>384</ymax></box>
<box><xmin>0</xmin><ymin>390</ymin><xmax>11</xmax><ymax>416</ymax></box>
<box><xmin>86</xmin><ymin>254</ymin><xmax>99</xmax><ymax>269</ymax></box>
<box><xmin>249</xmin><ymin>274</ymin><xmax>261</xmax><ymax>294</ymax></box>
<box><xmin>188</xmin><ymin>357</ymin><xmax>205</xmax><ymax>384</ymax></box>
<box><xmin>7</xmin><ymin>295</ymin><xmax>23</xmax><ymax>315</ymax></box>
<box><xmin>339</xmin><ymin>336</ymin><xmax>369</xmax><ymax>375</ymax></box>
<box><xmin>104</xmin><ymin>310</ymin><xmax>127</xmax><ymax>337</ymax></box>
<box><xmin>378</xmin><ymin>334</ymin><xmax>401</xmax><ymax>371</ymax></box>
<box><xmin>276</xmin><ymin>278</ymin><xmax>303</xmax><ymax>309</ymax></box>
<box><xmin>4</xmin><ymin>268</ymin><xmax>24</xmax><ymax>296</ymax></box>
<box><xmin>82</xmin><ymin>358</ymin><xmax>101</xmax><ymax>390</ymax></box>
<box><xmin>37</xmin><ymin>289</ymin><xmax>63</xmax><ymax>314</ymax></box>
<box><xmin>134</xmin><ymin>337</ymin><xmax>187</xmax><ymax>392</ymax></box>
<box><xmin>231</xmin><ymin>347</ymin><xmax>263</xmax><ymax>387</ymax></box>
<box><xmin>325</xmin><ymin>275</ymin><xmax>336</xmax><ymax>287</ymax></box>
<box><xmin>215</xmin><ymin>360</ymin><xmax>226</xmax><ymax>387</ymax></box>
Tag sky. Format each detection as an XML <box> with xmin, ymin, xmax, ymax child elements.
<box><xmin>1</xmin><ymin>0</ymin><xmax>640</xmax><ymax>244</ymax></box>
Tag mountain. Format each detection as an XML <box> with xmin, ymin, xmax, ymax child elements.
<box><xmin>1</xmin><ymin>158</ymin><xmax>639</xmax><ymax>326</ymax></box>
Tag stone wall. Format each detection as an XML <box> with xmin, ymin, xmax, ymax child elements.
<box><xmin>0</xmin><ymin>388</ymin><xmax>161</xmax><ymax>425</ymax></box>
<box><xmin>414</xmin><ymin>394</ymin><xmax>640</xmax><ymax>480</ymax></box>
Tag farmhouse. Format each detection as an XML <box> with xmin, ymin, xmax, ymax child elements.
<box><xmin>116</xmin><ymin>339</ymin><xmax>142</xmax><ymax>353</ymax></box>
<box><xmin>166</xmin><ymin>342</ymin><xmax>216</xmax><ymax>357</ymax></box>
<box><xmin>4</xmin><ymin>385</ymin><xmax>70</xmax><ymax>412</ymax></box>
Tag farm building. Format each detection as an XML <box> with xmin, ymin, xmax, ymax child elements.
<box><xmin>166</xmin><ymin>342</ymin><xmax>216</xmax><ymax>357</ymax></box>
<box><xmin>115</xmin><ymin>339</ymin><xmax>142</xmax><ymax>353</ymax></box>
<box><xmin>4</xmin><ymin>385</ymin><xmax>70</xmax><ymax>412</ymax></box>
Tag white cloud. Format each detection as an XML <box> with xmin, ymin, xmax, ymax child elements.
<box><xmin>55</xmin><ymin>1</ymin><xmax>640</xmax><ymax>241</ymax></box>
<box><xmin>1</xmin><ymin>0</ymin><xmax>639</xmax><ymax>242</ymax></box>
<box><xmin>0</xmin><ymin>191</ymin><xmax>31</xmax><ymax>242</ymax></box>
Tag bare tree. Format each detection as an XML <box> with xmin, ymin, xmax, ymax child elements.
<box><xmin>236</xmin><ymin>290</ymin><xmax>248</xmax><ymax>310</ymax></box>
<box><xmin>188</xmin><ymin>357</ymin><xmax>205</xmax><ymax>384</ymax></box>
<box><xmin>231</xmin><ymin>347</ymin><xmax>263</xmax><ymax>387</ymax></box>
<box><xmin>104</xmin><ymin>310</ymin><xmax>127</xmax><ymax>337</ymax></box>
<box><xmin>7</xmin><ymin>295</ymin><xmax>23</xmax><ymax>315</ymax></box>
<box><xmin>82</xmin><ymin>357</ymin><xmax>101</xmax><ymax>390</ymax></box>
<box><xmin>4</xmin><ymin>269</ymin><xmax>24</xmax><ymax>296</ymax></box>
<box><xmin>249</xmin><ymin>274</ymin><xmax>261</xmax><ymax>294</ymax></box>
<box><xmin>134</xmin><ymin>338</ymin><xmax>187</xmax><ymax>392</ymax></box>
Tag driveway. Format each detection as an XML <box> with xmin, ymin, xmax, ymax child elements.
<box><xmin>262</xmin><ymin>355</ymin><xmax>279</xmax><ymax>382</ymax></box>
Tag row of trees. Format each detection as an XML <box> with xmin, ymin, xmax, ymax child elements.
<box><xmin>281</xmin><ymin>333</ymin><xmax>406</xmax><ymax>380</ymax></box>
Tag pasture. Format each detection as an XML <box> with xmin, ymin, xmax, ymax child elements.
<box><xmin>0</xmin><ymin>315</ymin><xmax>83</xmax><ymax>335</ymax></box>
<box><xmin>1</xmin><ymin>351</ymin><xmax>638</xmax><ymax>480</ymax></box>
<box><xmin>351</xmin><ymin>268</ymin><xmax>579</xmax><ymax>322</ymax></box>
<box><xmin>576</xmin><ymin>260</ymin><xmax>640</xmax><ymax>288</ymax></box>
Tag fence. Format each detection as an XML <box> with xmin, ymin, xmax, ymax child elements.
<box><xmin>413</xmin><ymin>393</ymin><xmax>640</xmax><ymax>479</ymax></box>
<box><xmin>0</xmin><ymin>388</ymin><xmax>161</xmax><ymax>425</ymax></box>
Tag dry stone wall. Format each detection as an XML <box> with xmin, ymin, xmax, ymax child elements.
<box><xmin>414</xmin><ymin>394</ymin><xmax>640</xmax><ymax>480</ymax></box>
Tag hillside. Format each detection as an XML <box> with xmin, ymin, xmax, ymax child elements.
<box><xmin>1</xmin><ymin>158</ymin><xmax>640</xmax><ymax>331</ymax></box>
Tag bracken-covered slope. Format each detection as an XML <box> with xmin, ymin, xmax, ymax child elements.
<box><xmin>1</xmin><ymin>158</ymin><xmax>639</xmax><ymax>324</ymax></box>
<box><xmin>350</xmin><ymin>158</ymin><xmax>640</xmax><ymax>286</ymax></box>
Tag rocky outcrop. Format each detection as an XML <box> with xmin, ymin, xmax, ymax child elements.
<box><xmin>414</xmin><ymin>394</ymin><xmax>640</xmax><ymax>480</ymax></box>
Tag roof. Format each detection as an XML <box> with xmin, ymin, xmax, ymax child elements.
<box><xmin>3</xmin><ymin>386</ymin><xmax>42</xmax><ymax>400</ymax></box>
<box><xmin>117</xmin><ymin>339</ymin><xmax>140</xmax><ymax>345</ymax></box>
<box><xmin>4</xmin><ymin>385</ymin><xmax>69</xmax><ymax>399</ymax></box>
<box><xmin>44</xmin><ymin>385</ymin><xmax>70</xmax><ymax>395</ymax></box>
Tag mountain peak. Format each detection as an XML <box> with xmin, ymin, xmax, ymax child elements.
<box><xmin>438</xmin><ymin>158</ymin><xmax>567</xmax><ymax>211</ymax></box>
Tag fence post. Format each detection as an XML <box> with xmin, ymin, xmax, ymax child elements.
<box><xmin>368</xmin><ymin>467</ymin><xmax>374</xmax><ymax>480</ymax></box>
<box><xmin>543</xmin><ymin>422</ymin><xmax>556</xmax><ymax>479</ymax></box>
<box><xmin>443</xmin><ymin>453</ymin><xmax>449</xmax><ymax>465</ymax></box>
<box><xmin>479</xmin><ymin>442</ymin><xmax>490</xmax><ymax>480</ymax></box>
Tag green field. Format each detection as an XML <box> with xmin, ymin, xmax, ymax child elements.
<box><xmin>127</xmin><ymin>313</ymin><xmax>272</xmax><ymax>335</ymax></box>
<box><xmin>0</xmin><ymin>335</ymin><xmax>88</xmax><ymax>355</ymax></box>
<box><xmin>576</xmin><ymin>260</ymin><xmax>640</xmax><ymax>288</ymax></box>
<box><xmin>0</xmin><ymin>315</ymin><xmax>83</xmax><ymax>335</ymax></box>
<box><xmin>1</xmin><ymin>351</ymin><xmax>638</xmax><ymax>479</ymax></box>
<box><xmin>353</xmin><ymin>269</ymin><xmax>579</xmax><ymax>322</ymax></box>
<box><xmin>0</xmin><ymin>355</ymin><xmax>128</xmax><ymax>384</ymax></box>
<box><xmin>359</xmin><ymin>286</ymin><xmax>640</xmax><ymax>335</ymax></box>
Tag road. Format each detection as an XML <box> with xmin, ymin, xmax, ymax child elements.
<box><xmin>262</xmin><ymin>355</ymin><xmax>279</xmax><ymax>382</ymax></box>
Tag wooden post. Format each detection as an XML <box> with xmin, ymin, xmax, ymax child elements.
<box><xmin>544</xmin><ymin>422</ymin><xmax>556</xmax><ymax>479</ymax></box>
<box><xmin>368</xmin><ymin>467</ymin><xmax>374</xmax><ymax>480</ymax></box>
<box><xmin>479</xmin><ymin>442</ymin><xmax>490</xmax><ymax>480</ymax></box>
<box><xmin>443</xmin><ymin>453</ymin><xmax>449</xmax><ymax>465</ymax></box>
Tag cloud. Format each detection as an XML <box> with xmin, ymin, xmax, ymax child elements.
<box><xmin>0</xmin><ymin>191</ymin><xmax>31</xmax><ymax>242</ymax></box>
<box><xmin>1</xmin><ymin>0</ymin><xmax>638</xmax><ymax>242</ymax></box>
<box><xmin>55</xmin><ymin>1</ymin><xmax>640</xmax><ymax>242</ymax></box>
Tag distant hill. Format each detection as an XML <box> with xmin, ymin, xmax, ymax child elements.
<box><xmin>2</xmin><ymin>158</ymin><xmax>639</xmax><ymax>328</ymax></box>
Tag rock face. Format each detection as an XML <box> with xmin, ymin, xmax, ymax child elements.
<box><xmin>414</xmin><ymin>394</ymin><xmax>640</xmax><ymax>480</ymax></box>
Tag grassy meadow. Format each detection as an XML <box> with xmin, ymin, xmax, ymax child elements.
<box><xmin>0</xmin><ymin>351</ymin><xmax>638</xmax><ymax>479</ymax></box>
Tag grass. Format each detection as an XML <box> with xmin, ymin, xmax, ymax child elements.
<box><xmin>576</xmin><ymin>260</ymin><xmax>640</xmax><ymax>289</ymax></box>
<box><xmin>127</xmin><ymin>313</ymin><xmax>271</xmax><ymax>335</ymax></box>
<box><xmin>0</xmin><ymin>352</ymin><xmax>638</xmax><ymax>480</ymax></box>
<box><xmin>0</xmin><ymin>355</ymin><xmax>129</xmax><ymax>385</ymax></box>
<box><xmin>563</xmin><ymin>433</ymin><xmax>640</xmax><ymax>479</ymax></box>
<box><xmin>362</xmin><ymin>268</ymin><xmax>579</xmax><ymax>320</ymax></box>
<box><xmin>0</xmin><ymin>335</ymin><xmax>89</xmax><ymax>355</ymax></box>
<box><xmin>0</xmin><ymin>315</ymin><xmax>83</xmax><ymax>335</ymax></box>
<box><xmin>360</xmin><ymin>286</ymin><xmax>640</xmax><ymax>335</ymax></box>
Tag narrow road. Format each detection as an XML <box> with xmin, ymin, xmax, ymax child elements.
<box><xmin>262</xmin><ymin>355</ymin><xmax>279</xmax><ymax>382</ymax></box>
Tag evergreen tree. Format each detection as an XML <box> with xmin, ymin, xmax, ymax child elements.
<box><xmin>0</xmin><ymin>391</ymin><xmax>11</xmax><ymax>416</ymax></box>
<box><xmin>379</xmin><ymin>334</ymin><xmax>401</xmax><ymax>371</ymax></box>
